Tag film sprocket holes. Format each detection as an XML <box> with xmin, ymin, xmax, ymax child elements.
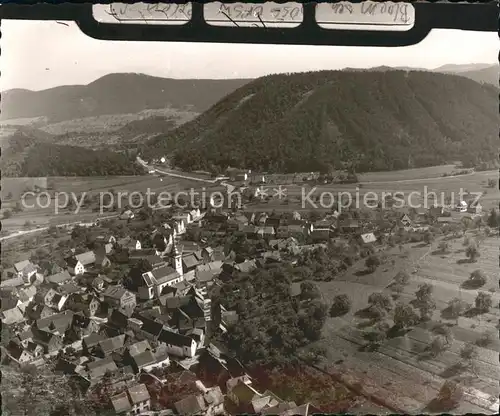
<box><xmin>0</xmin><ymin>2</ymin><xmax>498</xmax><ymax>416</ymax></box>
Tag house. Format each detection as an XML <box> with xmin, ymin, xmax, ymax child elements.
<box><xmin>96</xmin><ymin>334</ymin><xmax>126</xmax><ymax>357</ymax></box>
<box><xmin>14</xmin><ymin>260</ymin><xmax>39</xmax><ymax>283</ymax></box>
<box><xmin>359</xmin><ymin>232</ymin><xmax>377</xmax><ymax>245</ymax></box>
<box><xmin>87</xmin><ymin>356</ymin><xmax>119</xmax><ymax>380</ymax></box>
<box><xmin>227</xmin><ymin>379</ymin><xmax>262</xmax><ymax>408</ymax></box>
<box><xmin>255</xmin><ymin>226</ymin><xmax>275</xmax><ymax>238</ymax></box>
<box><xmin>117</xmin><ymin>237</ymin><xmax>142</xmax><ymax>251</ymax></box>
<box><xmin>102</xmin><ymin>286</ymin><xmax>137</xmax><ymax>310</ymax></box>
<box><xmin>174</xmin><ymin>394</ymin><xmax>206</xmax><ymax>416</ymax></box>
<box><xmin>44</xmin><ymin>288</ymin><xmax>69</xmax><ymax>311</ymax></box>
<box><xmin>32</xmin><ymin>328</ymin><xmax>63</xmax><ymax>354</ymax></box>
<box><xmin>400</xmin><ymin>213</ymin><xmax>412</xmax><ymax>227</ymax></box>
<box><xmin>82</xmin><ymin>332</ymin><xmax>106</xmax><ymax>353</ymax></box>
<box><xmin>310</xmin><ymin>229</ymin><xmax>331</xmax><ymax>242</ymax></box>
<box><xmin>17</xmin><ymin>285</ymin><xmax>37</xmax><ymax>303</ymax></box>
<box><xmin>1</xmin><ymin>306</ymin><xmax>25</xmax><ymax>326</ymax></box>
<box><xmin>339</xmin><ymin>219</ymin><xmax>360</xmax><ymax>233</ymax></box>
<box><xmin>65</xmin><ymin>258</ymin><xmax>85</xmax><ymax>276</ymax></box>
<box><xmin>46</xmin><ymin>270</ymin><xmax>73</xmax><ymax>285</ymax></box>
<box><xmin>6</xmin><ymin>340</ymin><xmax>42</xmax><ymax>364</ymax></box>
<box><xmin>468</xmin><ymin>201</ymin><xmax>482</xmax><ymax>215</ymax></box>
<box><xmin>131</xmin><ymin>349</ymin><xmax>170</xmax><ymax>373</ymax></box>
<box><xmin>35</xmin><ymin>310</ymin><xmax>74</xmax><ymax>335</ymax></box>
<box><xmin>158</xmin><ymin>329</ymin><xmax>197</xmax><ymax>358</ymax></box>
<box><xmin>110</xmin><ymin>383</ymin><xmax>151</xmax><ymax>415</ymax></box>
<box><xmin>183</xmin><ymin>253</ymin><xmax>203</xmax><ymax>275</ymax></box>
<box><xmin>119</xmin><ymin>209</ymin><xmax>135</xmax><ymax>220</ymax></box>
<box><xmin>0</xmin><ymin>276</ymin><xmax>25</xmax><ymax>289</ymax></box>
<box><xmin>138</xmin><ymin>265</ymin><xmax>184</xmax><ymax>300</ymax></box>
<box><xmin>69</xmin><ymin>314</ymin><xmax>100</xmax><ymax>339</ymax></box>
<box><xmin>67</xmin><ymin>293</ymin><xmax>100</xmax><ymax>317</ymax></box>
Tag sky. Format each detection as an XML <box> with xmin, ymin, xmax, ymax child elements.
<box><xmin>2</xmin><ymin>19</ymin><xmax>498</xmax><ymax>91</ymax></box>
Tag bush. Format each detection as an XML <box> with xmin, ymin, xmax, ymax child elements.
<box><xmin>393</xmin><ymin>271</ymin><xmax>410</xmax><ymax>286</ymax></box>
<box><xmin>393</xmin><ymin>303</ymin><xmax>419</xmax><ymax>329</ymax></box>
<box><xmin>438</xmin><ymin>241</ymin><xmax>449</xmax><ymax>253</ymax></box>
<box><xmin>475</xmin><ymin>292</ymin><xmax>492</xmax><ymax>312</ymax></box>
<box><xmin>329</xmin><ymin>294</ymin><xmax>352</xmax><ymax>317</ymax></box>
<box><xmin>475</xmin><ymin>331</ymin><xmax>493</xmax><ymax>347</ymax></box>
<box><xmin>469</xmin><ymin>269</ymin><xmax>487</xmax><ymax>286</ymax></box>
<box><xmin>437</xmin><ymin>380</ymin><xmax>464</xmax><ymax>407</ymax></box>
<box><xmin>2</xmin><ymin>210</ymin><xmax>12</xmax><ymax>219</ymax></box>
<box><xmin>368</xmin><ymin>292</ymin><xmax>393</xmax><ymax>312</ymax></box>
<box><xmin>365</xmin><ymin>255</ymin><xmax>381</xmax><ymax>272</ymax></box>
<box><xmin>429</xmin><ymin>336</ymin><xmax>448</xmax><ymax>357</ymax></box>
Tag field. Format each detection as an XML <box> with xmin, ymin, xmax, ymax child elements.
<box><xmin>245</xmin><ymin>169</ymin><xmax>499</xmax><ymax>212</ymax></box>
<box><xmin>0</xmin><ymin>174</ymin><xmax>204</xmax><ymax>234</ymax></box>
<box><xmin>358</xmin><ymin>164</ymin><xmax>461</xmax><ymax>182</ymax></box>
<box><xmin>305</xmin><ymin>232</ymin><xmax>499</xmax><ymax>413</ymax></box>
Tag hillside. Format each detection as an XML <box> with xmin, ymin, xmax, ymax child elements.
<box><xmin>1</xmin><ymin>128</ymin><xmax>144</xmax><ymax>177</ymax></box>
<box><xmin>1</xmin><ymin>74</ymin><xmax>251</xmax><ymax>123</ymax></box>
<box><xmin>141</xmin><ymin>70</ymin><xmax>498</xmax><ymax>173</ymax></box>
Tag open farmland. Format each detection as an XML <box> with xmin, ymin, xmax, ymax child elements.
<box><xmin>305</xmin><ymin>232</ymin><xmax>500</xmax><ymax>414</ymax></box>
<box><xmin>0</xmin><ymin>174</ymin><xmax>207</xmax><ymax>234</ymax></box>
<box><xmin>245</xmin><ymin>169</ymin><xmax>499</xmax><ymax>212</ymax></box>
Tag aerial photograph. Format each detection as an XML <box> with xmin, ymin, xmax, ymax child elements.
<box><xmin>1</xmin><ymin>6</ymin><xmax>498</xmax><ymax>416</ymax></box>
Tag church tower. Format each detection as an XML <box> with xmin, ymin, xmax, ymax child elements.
<box><xmin>172</xmin><ymin>237</ymin><xmax>184</xmax><ymax>279</ymax></box>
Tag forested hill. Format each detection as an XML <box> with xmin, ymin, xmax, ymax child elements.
<box><xmin>1</xmin><ymin>129</ymin><xmax>144</xmax><ymax>177</ymax></box>
<box><xmin>142</xmin><ymin>70</ymin><xmax>498</xmax><ymax>173</ymax></box>
<box><xmin>1</xmin><ymin>74</ymin><xmax>251</xmax><ymax>123</ymax></box>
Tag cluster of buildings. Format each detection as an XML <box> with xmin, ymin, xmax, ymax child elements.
<box><xmin>1</xmin><ymin>191</ymin><xmax>484</xmax><ymax>414</ymax></box>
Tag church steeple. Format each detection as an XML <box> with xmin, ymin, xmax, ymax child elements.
<box><xmin>172</xmin><ymin>237</ymin><xmax>184</xmax><ymax>279</ymax></box>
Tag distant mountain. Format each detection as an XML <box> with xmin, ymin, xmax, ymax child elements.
<box><xmin>141</xmin><ymin>69</ymin><xmax>498</xmax><ymax>173</ymax></box>
<box><xmin>1</xmin><ymin>128</ymin><xmax>144</xmax><ymax>177</ymax></box>
<box><xmin>1</xmin><ymin>74</ymin><xmax>252</xmax><ymax>123</ymax></box>
<box><xmin>433</xmin><ymin>63</ymin><xmax>498</xmax><ymax>86</ymax></box>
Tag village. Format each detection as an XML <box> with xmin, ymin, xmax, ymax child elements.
<box><xmin>1</xmin><ymin>178</ymin><xmax>497</xmax><ymax>415</ymax></box>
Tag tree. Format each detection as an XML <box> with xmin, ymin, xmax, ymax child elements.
<box><xmin>486</xmin><ymin>208</ymin><xmax>498</xmax><ymax>228</ymax></box>
<box><xmin>368</xmin><ymin>292</ymin><xmax>393</xmax><ymax>312</ymax></box>
<box><xmin>3</xmin><ymin>210</ymin><xmax>12</xmax><ymax>219</ymax></box>
<box><xmin>365</xmin><ymin>254</ymin><xmax>381</xmax><ymax>273</ymax></box>
<box><xmin>23</xmin><ymin>220</ymin><xmax>32</xmax><ymax>228</ymax></box>
<box><xmin>429</xmin><ymin>336</ymin><xmax>448</xmax><ymax>357</ymax></box>
<box><xmin>468</xmin><ymin>269</ymin><xmax>487</xmax><ymax>286</ymax></box>
<box><xmin>329</xmin><ymin>294</ymin><xmax>352</xmax><ymax>317</ymax></box>
<box><xmin>393</xmin><ymin>271</ymin><xmax>410</xmax><ymax>286</ymax></box>
<box><xmin>300</xmin><ymin>281</ymin><xmax>321</xmax><ymax>301</ymax></box>
<box><xmin>445</xmin><ymin>297</ymin><xmax>468</xmax><ymax>320</ymax></box>
<box><xmin>423</xmin><ymin>231</ymin><xmax>434</xmax><ymax>245</ymax></box>
<box><xmin>474</xmin><ymin>292</ymin><xmax>492</xmax><ymax>312</ymax></box>
<box><xmin>13</xmin><ymin>201</ymin><xmax>23</xmax><ymax>213</ymax></box>
<box><xmin>466</xmin><ymin>240</ymin><xmax>480</xmax><ymax>262</ymax></box>
<box><xmin>438</xmin><ymin>241</ymin><xmax>449</xmax><ymax>254</ymax></box>
<box><xmin>437</xmin><ymin>380</ymin><xmax>464</xmax><ymax>408</ymax></box>
<box><xmin>475</xmin><ymin>331</ymin><xmax>494</xmax><ymax>347</ymax></box>
<box><xmin>393</xmin><ymin>303</ymin><xmax>418</xmax><ymax>330</ymax></box>
<box><xmin>414</xmin><ymin>283</ymin><xmax>436</xmax><ymax>321</ymax></box>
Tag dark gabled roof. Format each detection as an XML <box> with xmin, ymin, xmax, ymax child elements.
<box><xmin>46</xmin><ymin>270</ymin><xmax>72</xmax><ymax>284</ymax></box>
<box><xmin>87</xmin><ymin>356</ymin><xmax>118</xmax><ymax>379</ymax></box>
<box><xmin>183</xmin><ymin>253</ymin><xmax>201</xmax><ymax>270</ymax></box>
<box><xmin>165</xmin><ymin>296</ymin><xmax>191</xmax><ymax>310</ymax></box>
<box><xmin>174</xmin><ymin>394</ymin><xmax>206</xmax><ymax>416</ymax></box>
<box><xmin>109</xmin><ymin>309</ymin><xmax>129</xmax><ymax>329</ymax></box>
<box><xmin>127</xmin><ymin>383</ymin><xmax>150</xmax><ymax>404</ymax></box>
<box><xmin>102</xmin><ymin>285</ymin><xmax>130</xmax><ymax>300</ymax></box>
<box><xmin>158</xmin><ymin>329</ymin><xmax>195</xmax><ymax>348</ymax></box>
<box><xmin>111</xmin><ymin>391</ymin><xmax>132</xmax><ymax>413</ymax></box>
<box><xmin>139</xmin><ymin>316</ymin><xmax>164</xmax><ymax>337</ymax></box>
<box><xmin>83</xmin><ymin>332</ymin><xmax>106</xmax><ymax>348</ymax></box>
<box><xmin>150</xmin><ymin>265</ymin><xmax>179</xmax><ymax>284</ymax></box>
<box><xmin>133</xmin><ymin>350</ymin><xmax>156</xmax><ymax>368</ymax></box>
<box><xmin>98</xmin><ymin>334</ymin><xmax>126</xmax><ymax>354</ymax></box>
<box><xmin>36</xmin><ymin>310</ymin><xmax>74</xmax><ymax>333</ymax></box>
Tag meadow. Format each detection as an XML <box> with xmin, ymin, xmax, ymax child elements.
<box><xmin>307</xmin><ymin>232</ymin><xmax>499</xmax><ymax>414</ymax></box>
